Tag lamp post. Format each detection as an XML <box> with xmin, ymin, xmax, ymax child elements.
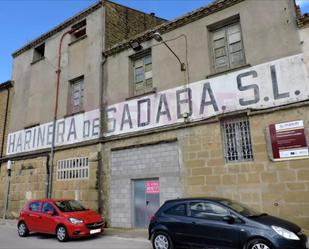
<box><xmin>2</xmin><ymin>160</ymin><xmax>12</xmax><ymax>222</ymax></box>
<box><xmin>152</xmin><ymin>32</ymin><xmax>186</xmax><ymax>72</ymax></box>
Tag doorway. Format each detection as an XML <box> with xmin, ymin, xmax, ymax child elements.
<box><xmin>133</xmin><ymin>179</ymin><xmax>160</xmax><ymax>228</ymax></box>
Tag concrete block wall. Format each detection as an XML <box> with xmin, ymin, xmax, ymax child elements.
<box><xmin>109</xmin><ymin>142</ymin><xmax>181</xmax><ymax>228</ymax></box>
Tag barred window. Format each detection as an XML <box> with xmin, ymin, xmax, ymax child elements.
<box><xmin>57</xmin><ymin>157</ymin><xmax>89</xmax><ymax>181</ymax></box>
<box><xmin>221</xmin><ymin>117</ymin><xmax>253</xmax><ymax>163</ymax></box>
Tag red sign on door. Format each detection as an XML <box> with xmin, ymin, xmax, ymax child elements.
<box><xmin>146</xmin><ymin>181</ymin><xmax>159</xmax><ymax>194</ymax></box>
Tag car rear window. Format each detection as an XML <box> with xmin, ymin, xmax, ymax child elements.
<box><xmin>165</xmin><ymin>203</ymin><xmax>187</xmax><ymax>216</ymax></box>
<box><xmin>54</xmin><ymin>200</ymin><xmax>88</xmax><ymax>212</ymax></box>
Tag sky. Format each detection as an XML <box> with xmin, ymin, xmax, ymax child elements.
<box><xmin>0</xmin><ymin>0</ymin><xmax>308</xmax><ymax>83</ymax></box>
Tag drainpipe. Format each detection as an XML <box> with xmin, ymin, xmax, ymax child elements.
<box><xmin>98</xmin><ymin>53</ymin><xmax>107</xmax><ymax>214</ymax></box>
<box><xmin>48</xmin><ymin>28</ymin><xmax>76</xmax><ymax>199</ymax></box>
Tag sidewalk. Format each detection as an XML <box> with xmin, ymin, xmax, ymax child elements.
<box><xmin>0</xmin><ymin>219</ymin><xmax>148</xmax><ymax>239</ymax></box>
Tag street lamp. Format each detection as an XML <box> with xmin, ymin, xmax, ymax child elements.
<box><xmin>152</xmin><ymin>32</ymin><xmax>186</xmax><ymax>72</ymax></box>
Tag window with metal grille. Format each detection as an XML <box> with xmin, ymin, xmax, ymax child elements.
<box><xmin>68</xmin><ymin>76</ymin><xmax>84</xmax><ymax>114</ymax></box>
<box><xmin>132</xmin><ymin>52</ymin><xmax>152</xmax><ymax>95</ymax></box>
<box><xmin>211</xmin><ymin>22</ymin><xmax>245</xmax><ymax>72</ymax></box>
<box><xmin>221</xmin><ymin>117</ymin><xmax>253</xmax><ymax>163</ymax></box>
<box><xmin>57</xmin><ymin>157</ymin><xmax>89</xmax><ymax>181</ymax></box>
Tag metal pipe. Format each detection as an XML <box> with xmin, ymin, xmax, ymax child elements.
<box><xmin>2</xmin><ymin>160</ymin><xmax>12</xmax><ymax>221</ymax></box>
<box><xmin>48</xmin><ymin>28</ymin><xmax>76</xmax><ymax>199</ymax></box>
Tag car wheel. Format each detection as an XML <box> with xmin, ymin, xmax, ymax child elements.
<box><xmin>18</xmin><ymin>222</ymin><xmax>29</xmax><ymax>237</ymax></box>
<box><xmin>56</xmin><ymin>225</ymin><xmax>69</xmax><ymax>242</ymax></box>
<box><xmin>152</xmin><ymin>232</ymin><xmax>174</xmax><ymax>249</ymax></box>
<box><xmin>247</xmin><ymin>238</ymin><xmax>273</xmax><ymax>249</ymax></box>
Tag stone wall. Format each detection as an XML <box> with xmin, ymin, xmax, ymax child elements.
<box><xmin>0</xmin><ymin>157</ymin><xmax>47</xmax><ymax>218</ymax></box>
<box><xmin>105</xmin><ymin>1</ymin><xmax>165</xmax><ymax>49</ymax></box>
<box><xmin>0</xmin><ymin>85</ymin><xmax>11</xmax><ymax>157</ymax></box>
<box><xmin>103</xmin><ymin>105</ymin><xmax>309</xmax><ymax>230</ymax></box>
<box><xmin>0</xmin><ymin>144</ymin><xmax>101</xmax><ymax>218</ymax></box>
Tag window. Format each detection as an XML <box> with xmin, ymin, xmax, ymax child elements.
<box><xmin>221</xmin><ymin>116</ymin><xmax>253</xmax><ymax>163</ymax></box>
<box><xmin>33</xmin><ymin>43</ymin><xmax>45</xmax><ymax>62</ymax></box>
<box><xmin>57</xmin><ymin>157</ymin><xmax>89</xmax><ymax>180</ymax></box>
<box><xmin>69</xmin><ymin>76</ymin><xmax>84</xmax><ymax>114</ymax></box>
<box><xmin>42</xmin><ymin>203</ymin><xmax>55</xmax><ymax>214</ymax></box>
<box><xmin>165</xmin><ymin>204</ymin><xmax>187</xmax><ymax>216</ymax></box>
<box><xmin>132</xmin><ymin>52</ymin><xmax>153</xmax><ymax>95</ymax></box>
<box><xmin>189</xmin><ymin>202</ymin><xmax>229</xmax><ymax>221</ymax></box>
<box><xmin>210</xmin><ymin>21</ymin><xmax>245</xmax><ymax>72</ymax></box>
<box><xmin>29</xmin><ymin>202</ymin><xmax>40</xmax><ymax>212</ymax></box>
<box><xmin>71</xmin><ymin>19</ymin><xmax>86</xmax><ymax>42</ymax></box>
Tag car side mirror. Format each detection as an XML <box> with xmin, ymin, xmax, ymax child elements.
<box><xmin>46</xmin><ymin>210</ymin><xmax>55</xmax><ymax>216</ymax></box>
<box><xmin>222</xmin><ymin>215</ymin><xmax>235</xmax><ymax>224</ymax></box>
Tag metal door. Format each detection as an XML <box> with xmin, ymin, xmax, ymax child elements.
<box><xmin>133</xmin><ymin>179</ymin><xmax>160</xmax><ymax>228</ymax></box>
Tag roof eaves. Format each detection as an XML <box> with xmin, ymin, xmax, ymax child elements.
<box><xmin>12</xmin><ymin>1</ymin><xmax>102</xmax><ymax>58</ymax></box>
<box><xmin>0</xmin><ymin>80</ymin><xmax>14</xmax><ymax>91</ymax></box>
<box><xmin>103</xmin><ymin>0</ymin><xmax>244</xmax><ymax>57</ymax></box>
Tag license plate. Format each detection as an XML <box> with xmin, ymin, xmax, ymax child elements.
<box><xmin>90</xmin><ymin>228</ymin><xmax>101</xmax><ymax>234</ymax></box>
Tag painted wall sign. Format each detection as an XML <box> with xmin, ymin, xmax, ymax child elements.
<box><xmin>146</xmin><ymin>181</ymin><xmax>160</xmax><ymax>194</ymax></box>
<box><xmin>7</xmin><ymin>109</ymin><xmax>100</xmax><ymax>155</ymax></box>
<box><xmin>269</xmin><ymin>120</ymin><xmax>309</xmax><ymax>160</ymax></box>
<box><xmin>6</xmin><ymin>54</ymin><xmax>309</xmax><ymax>155</ymax></box>
<box><xmin>105</xmin><ymin>54</ymin><xmax>309</xmax><ymax>136</ymax></box>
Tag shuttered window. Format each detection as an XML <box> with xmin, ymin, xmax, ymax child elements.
<box><xmin>132</xmin><ymin>53</ymin><xmax>153</xmax><ymax>95</ymax></box>
<box><xmin>212</xmin><ymin>23</ymin><xmax>245</xmax><ymax>72</ymax></box>
<box><xmin>69</xmin><ymin>76</ymin><xmax>84</xmax><ymax>114</ymax></box>
<box><xmin>221</xmin><ymin>116</ymin><xmax>253</xmax><ymax>163</ymax></box>
<box><xmin>57</xmin><ymin>157</ymin><xmax>89</xmax><ymax>181</ymax></box>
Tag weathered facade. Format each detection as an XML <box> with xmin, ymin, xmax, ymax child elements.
<box><xmin>1</xmin><ymin>0</ymin><xmax>309</xmax><ymax>232</ymax></box>
<box><xmin>0</xmin><ymin>0</ymin><xmax>164</xmax><ymax>218</ymax></box>
<box><xmin>102</xmin><ymin>0</ymin><xmax>309</xmax><ymax>230</ymax></box>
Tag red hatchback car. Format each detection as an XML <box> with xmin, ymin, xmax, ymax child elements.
<box><xmin>18</xmin><ymin>199</ymin><xmax>104</xmax><ymax>242</ymax></box>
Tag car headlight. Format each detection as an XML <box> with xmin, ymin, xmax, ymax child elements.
<box><xmin>272</xmin><ymin>226</ymin><xmax>299</xmax><ymax>240</ymax></box>
<box><xmin>68</xmin><ymin>218</ymin><xmax>84</xmax><ymax>224</ymax></box>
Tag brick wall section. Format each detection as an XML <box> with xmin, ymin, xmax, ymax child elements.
<box><xmin>105</xmin><ymin>1</ymin><xmax>166</xmax><ymax>49</ymax></box>
<box><xmin>110</xmin><ymin>142</ymin><xmax>181</xmax><ymax>228</ymax></box>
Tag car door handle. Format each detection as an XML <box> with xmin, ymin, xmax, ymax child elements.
<box><xmin>191</xmin><ymin>221</ymin><xmax>196</xmax><ymax>225</ymax></box>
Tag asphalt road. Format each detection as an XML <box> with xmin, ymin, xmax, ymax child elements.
<box><xmin>0</xmin><ymin>224</ymin><xmax>152</xmax><ymax>249</ymax></box>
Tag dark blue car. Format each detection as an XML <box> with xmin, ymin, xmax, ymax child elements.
<box><xmin>148</xmin><ymin>197</ymin><xmax>308</xmax><ymax>249</ymax></box>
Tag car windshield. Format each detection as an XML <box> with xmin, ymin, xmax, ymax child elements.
<box><xmin>54</xmin><ymin>200</ymin><xmax>88</xmax><ymax>212</ymax></box>
<box><xmin>219</xmin><ymin>199</ymin><xmax>262</xmax><ymax>217</ymax></box>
